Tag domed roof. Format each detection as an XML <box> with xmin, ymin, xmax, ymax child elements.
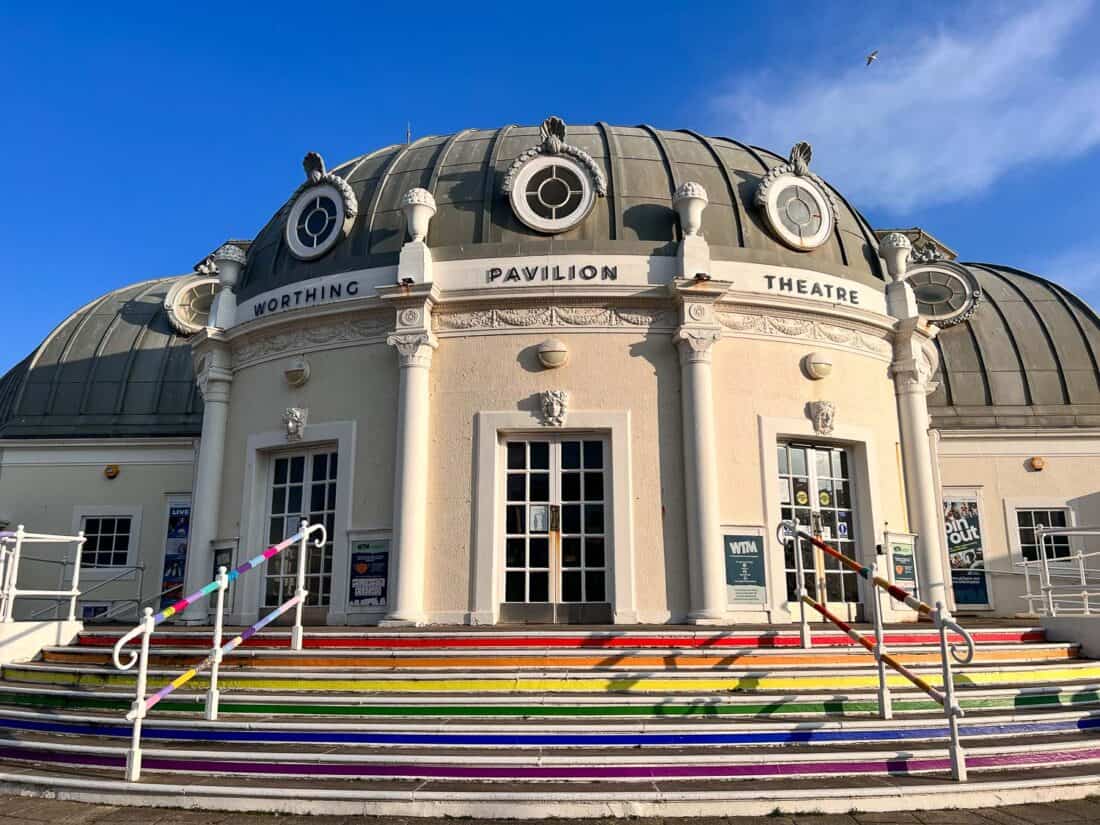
<box><xmin>0</xmin><ymin>277</ymin><xmax>202</xmax><ymax>439</ymax></box>
<box><xmin>237</xmin><ymin>123</ymin><xmax>885</xmax><ymax>302</ymax></box>
<box><xmin>929</xmin><ymin>263</ymin><xmax>1100</xmax><ymax>429</ymax></box>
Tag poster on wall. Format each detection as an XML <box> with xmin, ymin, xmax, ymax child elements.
<box><xmin>885</xmin><ymin>531</ymin><xmax>918</xmax><ymax>594</ymax></box>
<box><xmin>160</xmin><ymin>500</ymin><xmax>192</xmax><ymax>608</ymax></box>
<box><xmin>724</xmin><ymin>533</ymin><xmax>767</xmax><ymax>605</ymax></box>
<box><xmin>944</xmin><ymin>495</ymin><xmax>989</xmax><ymax>606</ymax></box>
<box><xmin>348</xmin><ymin>540</ymin><xmax>389</xmax><ymax>608</ymax></box>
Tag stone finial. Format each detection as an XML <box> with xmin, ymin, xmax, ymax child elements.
<box><xmin>401</xmin><ymin>188</ymin><xmax>437</xmax><ymax>243</ymax></box>
<box><xmin>879</xmin><ymin>232</ymin><xmax>912</xmax><ymax>282</ymax></box>
<box><xmin>211</xmin><ymin>243</ymin><xmax>248</xmax><ymax>290</ymax></box>
<box><xmin>673</xmin><ymin>182</ymin><xmax>709</xmax><ymax>237</ymax></box>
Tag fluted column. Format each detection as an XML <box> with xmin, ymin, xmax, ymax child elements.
<box><xmin>881</xmin><ymin>233</ymin><xmax>950</xmax><ymax>608</ymax></box>
<box><xmin>378</xmin><ymin>283</ymin><xmax>439</xmax><ymax>625</ymax></box>
<box><xmin>181</xmin><ymin>339</ymin><xmax>233</xmax><ymax>623</ymax></box>
<box><xmin>670</xmin><ymin>278</ymin><xmax>731</xmax><ymax>625</ymax></box>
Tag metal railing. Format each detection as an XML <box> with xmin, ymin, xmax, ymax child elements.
<box><xmin>0</xmin><ymin>526</ymin><xmax>86</xmax><ymax>622</ymax></box>
<box><xmin>111</xmin><ymin>518</ymin><xmax>327</xmax><ymax>782</ymax></box>
<box><xmin>1021</xmin><ymin>525</ymin><xmax>1100</xmax><ymax>617</ymax></box>
<box><xmin>780</xmin><ymin>519</ymin><xmax>975</xmax><ymax>781</ymax></box>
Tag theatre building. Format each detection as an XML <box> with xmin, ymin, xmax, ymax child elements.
<box><xmin>2</xmin><ymin>118</ymin><xmax>1099</xmax><ymax>627</ymax></box>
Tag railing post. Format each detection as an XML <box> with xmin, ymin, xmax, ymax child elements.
<box><xmin>126</xmin><ymin>606</ymin><xmax>155</xmax><ymax>782</ymax></box>
<box><xmin>4</xmin><ymin>525</ymin><xmax>24</xmax><ymax>623</ymax></box>
<box><xmin>205</xmin><ymin>566</ymin><xmax>229</xmax><ymax>721</ymax></box>
<box><xmin>1037</xmin><ymin>526</ymin><xmax>1055</xmax><ymax>616</ymax></box>
<box><xmin>67</xmin><ymin>532</ymin><xmax>85</xmax><ymax>622</ymax></box>
<box><xmin>1022</xmin><ymin>560</ymin><xmax>1034</xmax><ymax>615</ymax></box>
<box><xmin>791</xmin><ymin>519</ymin><xmax>811</xmax><ymax>649</ymax></box>
<box><xmin>869</xmin><ymin>561</ymin><xmax>893</xmax><ymax>720</ymax></box>
<box><xmin>292</xmin><ymin>518</ymin><xmax>309</xmax><ymax>651</ymax></box>
<box><xmin>1078</xmin><ymin>549</ymin><xmax>1090</xmax><ymax>615</ymax></box>
<box><xmin>934</xmin><ymin>600</ymin><xmax>967</xmax><ymax>782</ymax></box>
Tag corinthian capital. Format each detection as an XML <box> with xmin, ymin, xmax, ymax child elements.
<box><xmin>387</xmin><ymin>332</ymin><xmax>438</xmax><ymax>368</ymax></box>
<box><xmin>675</xmin><ymin>327</ymin><xmax>722</xmax><ymax>364</ymax></box>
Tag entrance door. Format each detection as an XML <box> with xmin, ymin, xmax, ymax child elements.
<box><xmin>501</xmin><ymin>437</ymin><xmax>612</xmax><ymax>624</ymax></box>
<box><xmin>778</xmin><ymin>443</ymin><xmax>862</xmax><ymax>620</ymax></box>
<box><xmin>263</xmin><ymin>447</ymin><xmax>338</xmax><ymax>624</ymax></box>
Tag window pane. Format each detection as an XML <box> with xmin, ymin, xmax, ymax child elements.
<box><xmin>506</xmin><ymin>538</ymin><xmax>525</xmax><ymax>568</ymax></box>
<box><xmin>289</xmin><ymin>456</ymin><xmax>305</xmax><ymax>483</ymax></box>
<box><xmin>584</xmin><ymin>504</ymin><xmax>604</xmax><ymax>534</ymax></box>
<box><xmin>583</xmin><ymin>441</ymin><xmax>603</xmax><ymax>469</ymax></box>
<box><xmin>529</xmin><ymin>572</ymin><xmax>549</xmax><ymax>602</ymax></box>
<box><xmin>584</xmin><ymin>472</ymin><xmax>604</xmax><ymax>501</ymax></box>
<box><xmin>507</xmin><ymin>443</ymin><xmax>526</xmax><ymax>469</ymax></box>
<box><xmin>116</xmin><ymin>518</ymin><xmax>131</xmax><ymax>534</ymax></box>
<box><xmin>310</xmin><ymin>484</ymin><xmax>326</xmax><ymax>512</ymax></box>
<box><xmin>529</xmin><ymin>538</ymin><xmax>549</xmax><ymax>569</ymax></box>
<box><xmin>561</xmin><ymin>441</ymin><xmax>581</xmax><ymax>469</ymax></box>
<box><xmin>562</xmin><ymin>537</ymin><xmax>581</xmax><ymax>568</ymax></box>
<box><xmin>529</xmin><ymin>442</ymin><xmax>549</xmax><ymax>470</ymax></box>
<box><xmin>100</xmin><ymin>518</ymin><xmax>115</xmax><ymax>534</ymax></box>
<box><xmin>505</xmin><ymin>571</ymin><xmax>526</xmax><ymax>602</ymax></box>
<box><xmin>272</xmin><ymin>487</ymin><xmax>286</xmax><ymax>514</ymax></box>
<box><xmin>328</xmin><ymin>453</ymin><xmax>338</xmax><ymax>479</ymax></box>
<box><xmin>274</xmin><ymin>458</ymin><xmax>288</xmax><ymax>484</ymax></box>
<box><xmin>815</xmin><ymin>450</ymin><xmax>831</xmax><ymax>479</ymax></box>
<box><xmin>562</xmin><ymin>571</ymin><xmax>582</xmax><ymax>602</ymax></box>
<box><xmin>507</xmin><ymin>473</ymin><xmax>526</xmax><ymax>502</ymax></box>
<box><xmin>777</xmin><ymin>446</ymin><xmax>788</xmax><ymax>475</ymax></box>
<box><xmin>561</xmin><ymin>472</ymin><xmax>581</xmax><ymax>501</ymax></box>
<box><xmin>790</xmin><ymin>447</ymin><xmax>807</xmax><ymax>476</ymax></box>
<box><xmin>585</xmin><ymin>536</ymin><xmax>605</xmax><ymax>568</ymax></box>
<box><xmin>506</xmin><ymin>505</ymin><xmax>526</xmax><ymax>534</ymax></box>
<box><xmin>562</xmin><ymin>505</ymin><xmax>581</xmax><ymax>534</ymax></box>
<box><xmin>1017</xmin><ymin>511</ymin><xmax>1033</xmax><ymax>527</ymax></box>
<box><xmin>312</xmin><ymin>454</ymin><xmax>328</xmax><ymax>481</ymax></box>
<box><xmin>831</xmin><ymin>450</ymin><xmax>847</xmax><ymax>479</ymax></box>
<box><xmin>585</xmin><ymin>571</ymin><xmax>606</xmax><ymax>602</ymax></box>
<box><xmin>529</xmin><ymin>473</ymin><xmax>550</xmax><ymax>502</ymax></box>
<box><xmin>287</xmin><ymin>486</ymin><xmax>303</xmax><ymax>514</ymax></box>
<box><xmin>1049</xmin><ymin>510</ymin><xmax>1068</xmax><ymax>528</ymax></box>
<box><xmin>327</xmin><ymin>483</ymin><xmax>337</xmax><ymax>510</ymax></box>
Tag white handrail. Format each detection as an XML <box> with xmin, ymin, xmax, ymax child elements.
<box><xmin>115</xmin><ymin>518</ymin><xmax>326</xmax><ymax>781</ymax></box>
<box><xmin>0</xmin><ymin>525</ymin><xmax>86</xmax><ymax>622</ymax></box>
<box><xmin>777</xmin><ymin>520</ymin><xmax>971</xmax><ymax>781</ymax></box>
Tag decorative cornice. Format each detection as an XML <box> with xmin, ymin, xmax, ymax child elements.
<box><xmin>501</xmin><ymin>117</ymin><xmax>608</xmax><ymax>197</ymax></box>
<box><xmin>715</xmin><ymin>310</ymin><xmax>892</xmax><ymax>359</ymax></box>
<box><xmin>232</xmin><ymin>315</ymin><xmax>390</xmax><ymax>370</ymax></box>
<box><xmin>434</xmin><ymin>305</ymin><xmax>674</xmax><ymax>332</ymax></box>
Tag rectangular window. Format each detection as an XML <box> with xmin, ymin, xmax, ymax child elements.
<box><xmin>80</xmin><ymin>515</ymin><xmax>133</xmax><ymax>568</ymax></box>
<box><xmin>1016</xmin><ymin>508</ymin><xmax>1071</xmax><ymax>562</ymax></box>
<box><xmin>264</xmin><ymin>447</ymin><xmax>338</xmax><ymax>608</ymax></box>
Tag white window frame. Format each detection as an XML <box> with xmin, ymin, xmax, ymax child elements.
<box><xmin>71</xmin><ymin>505</ymin><xmax>143</xmax><ymax>581</ymax></box>
<box><xmin>1004</xmin><ymin>497</ymin><xmax>1078</xmax><ymax>566</ymax></box>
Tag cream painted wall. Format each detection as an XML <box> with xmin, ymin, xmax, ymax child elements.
<box><xmin>0</xmin><ymin>442</ymin><xmax>194</xmax><ymax>620</ymax></box>
<box><xmin>937</xmin><ymin>432</ymin><xmax>1100</xmax><ymax>617</ymax></box>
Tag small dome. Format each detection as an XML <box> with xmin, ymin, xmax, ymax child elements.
<box><xmin>929</xmin><ymin>263</ymin><xmax>1100</xmax><ymax>428</ymax></box>
<box><xmin>0</xmin><ymin>277</ymin><xmax>202</xmax><ymax>439</ymax></box>
<box><xmin>236</xmin><ymin>123</ymin><xmax>885</xmax><ymax>302</ymax></box>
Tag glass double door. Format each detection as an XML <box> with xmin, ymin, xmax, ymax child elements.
<box><xmin>778</xmin><ymin>443</ymin><xmax>862</xmax><ymax>620</ymax></box>
<box><xmin>501</xmin><ymin>437</ymin><xmax>611</xmax><ymax>623</ymax></box>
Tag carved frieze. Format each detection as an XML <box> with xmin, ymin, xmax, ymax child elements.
<box><xmin>232</xmin><ymin>315</ymin><xmax>389</xmax><ymax>369</ymax></box>
<box><xmin>715</xmin><ymin>311</ymin><xmax>891</xmax><ymax>359</ymax></box>
<box><xmin>434</xmin><ymin>306</ymin><xmax>673</xmax><ymax>332</ymax></box>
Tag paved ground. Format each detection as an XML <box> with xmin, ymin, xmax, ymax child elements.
<box><xmin>5</xmin><ymin>795</ymin><xmax>1100</xmax><ymax>825</ymax></box>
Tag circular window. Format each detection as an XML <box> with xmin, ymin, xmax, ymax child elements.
<box><xmin>285</xmin><ymin>183</ymin><xmax>349</xmax><ymax>260</ymax></box>
<box><xmin>509</xmin><ymin>155</ymin><xmax>595</xmax><ymax>234</ymax></box>
<box><xmin>907</xmin><ymin>265</ymin><xmax>982</xmax><ymax>326</ymax></box>
<box><xmin>760</xmin><ymin>173</ymin><xmax>834</xmax><ymax>251</ymax></box>
<box><xmin>164</xmin><ymin>276</ymin><xmax>219</xmax><ymax>335</ymax></box>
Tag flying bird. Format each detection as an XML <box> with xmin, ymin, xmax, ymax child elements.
<box><xmin>866</xmin><ymin>49</ymin><xmax>879</xmax><ymax>66</ymax></box>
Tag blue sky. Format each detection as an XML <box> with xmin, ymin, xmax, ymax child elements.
<box><xmin>2</xmin><ymin>0</ymin><xmax>1099</xmax><ymax>372</ymax></box>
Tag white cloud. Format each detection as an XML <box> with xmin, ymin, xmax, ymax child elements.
<box><xmin>711</xmin><ymin>0</ymin><xmax>1100</xmax><ymax>212</ymax></box>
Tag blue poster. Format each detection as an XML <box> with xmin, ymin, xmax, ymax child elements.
<box><xmin>724</xmin><ymin>534</ymin><xmax>767</xmax><ymax>605</ymax></box>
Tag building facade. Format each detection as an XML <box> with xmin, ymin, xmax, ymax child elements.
<box><xmin>2</xmin><ymin>119</ymin><xmax>1097</xmax><ymax>626</ymax></box>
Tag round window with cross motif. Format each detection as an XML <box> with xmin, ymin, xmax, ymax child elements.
<box><xmin>760</xmin><ymin>173</ymin><xmax>834</xmax><ymax>251</ymax></box>
<box><xmin>509</xmin><ymin>155</ymin><xmax>596</xmax><ymax>234</ymax></box>
<box><xmin>285</xmin><ymin>183</ymin><xmax>350</xmax><ymax>260</ymax></box>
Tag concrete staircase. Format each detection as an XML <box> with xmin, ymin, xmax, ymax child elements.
<box><xmin>0</xmin><ymin>624</ymin><xmax>1098</xmax><ymax>817</ymax></box>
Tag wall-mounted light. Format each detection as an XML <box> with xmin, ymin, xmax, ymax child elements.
<box><xmin>537</xmin><ymin>338</ymin><xmax>569</xmax><ymax>369</ymax></box>
<box><xmin>104</xmin><ymin>464</ymin><xmax>120</xmax><ymax>480</ymax></box>
<box><xmin>284</xmin><ymin>355</ymin><xmax>311</xmax><ymax>388</ymax></box>
<box><xmin>802</xmin><ymin>351</ymin><xmax>834</xmax><ymax>380</ymax></box>
<box><xmin>1028</xmin><ymin>456</ymin><xmax>1046</xmax><ymax>472</ymax></box>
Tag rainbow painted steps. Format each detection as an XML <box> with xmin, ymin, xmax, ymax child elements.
<box><xmin>1</xmin><ymin>624</ymin><xmax>1100</xmax><ymax>817</ymax></box>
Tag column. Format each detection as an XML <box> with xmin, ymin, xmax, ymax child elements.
<box><xmin>181</xmin><ymin>342</ymin><xmax>233</xmax><ymax>623</ymax></box>
<box><xmin>881</xmin><ymin>233</ymin><xmax>950</xmax><ymax>608</ymax></box>
<box><xmin>378</xmin><ymin>284</ymin><xmax>439</xmax><ymax>626</ymax></box>
<box><xmin>670</xmin><ymin>278</ymin><xmax>731</xmax><ymax>625</ymax></box>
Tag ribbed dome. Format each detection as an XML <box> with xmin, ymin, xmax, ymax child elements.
<box><xmin>237</xmin><ymin>124</ymin><xmax>885</xmax><ymax>302</ymax></box>
<box><xmin>0</xmin><ymin>277</ymin><xmax>202</xmax><ymax>439</ymax></box>
<box><xmin>929</xmin><ymin>263</ymin><xmax>1100</xmax><ymax>429</ymax></box>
